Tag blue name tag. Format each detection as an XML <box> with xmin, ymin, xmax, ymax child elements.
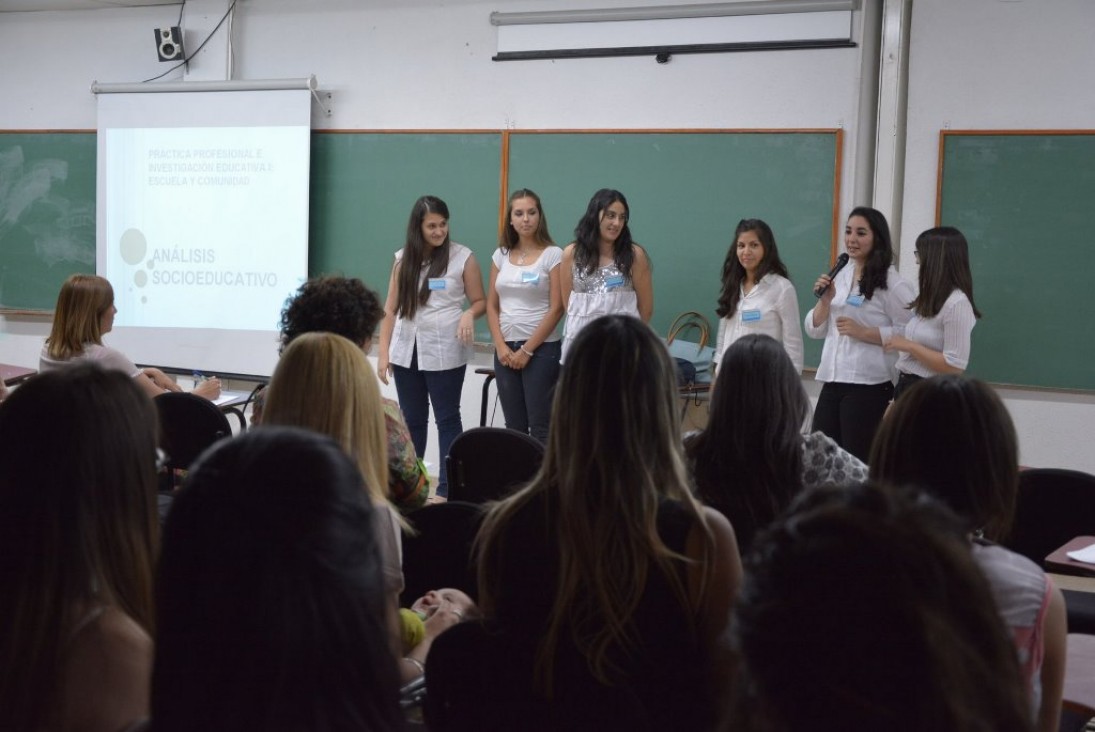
<box><xmin>521</xmin><ymin>271</ymin><xmax>540</xmax><ymax>285</ymax></box>
<box><xmin>428</xmin><ymin>277</ymin><xmax>447</xmax><ymax>291</ymax></box>
<box><xmin>604</xmin><ymin>274</ymin><xmax>625</xmax><ymax>290</ymax></box>
<box><xmin>741</xmin><ymin>309</ymin><xmax>762</xmax><ymax>323</ymax></box>
<box><xmin>846</xmin><ymin>293</ymin><xmax>865</xmax><ymax>307</ymax></box>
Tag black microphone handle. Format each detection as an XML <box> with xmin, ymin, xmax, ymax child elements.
<box><xmin>813</xmin><ymin>253</ymin><xmax>850</xmax><ymax>298</ymax></box>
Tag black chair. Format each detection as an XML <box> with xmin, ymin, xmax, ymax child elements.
<box><xmin>445</xmin><ymin>427</ymin><xmax>544</xmax><ymax>505</ymax></box>
<box><xmin>400</xmin><ymin>500</ymin><xmax>484</xmax><ymax>608</ymax></box>
<box><xmin>1004</xmin><ymin>468</ymin><xmax>1095</xmax><ymax>565</ymax></box>
<box><xmin>155</xmin><ymin>392</ymin><xmax>234</xmax><ymax>478</ymax></box>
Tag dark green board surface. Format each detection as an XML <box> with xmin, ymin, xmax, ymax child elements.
<box><xmin>939</xmin><ymin>133</ymin><xmax>1095</xmax><ymax>391</ymax></box>
<box><xmin>504</xmin><ymin>132</ymin><xmax>839</xmax><ymax>367</ymax></box>
<box><xmin>0</xmin><ymin>133</ymin><xmax>97</xmax><ymax>310</ymax></box>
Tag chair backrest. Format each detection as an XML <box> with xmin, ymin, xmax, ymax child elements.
<box><xmin>445</xmin><ymin>427</ymin><xmax>545</xmax><ymax>505</ymax></box>
<box><xmin>1004</xmin><ymin>468</ymin><xmax>1095</xmax><ymax>565</ymax></box>
<box><xmin>155</xmin><ymin>392</ymin><xmax>233</xmax><ymax>473</ymax></box>
<box><xmin>400</xmin><ymin>500</ymin><xmax>484</xmax><ymax>608</ymax></box>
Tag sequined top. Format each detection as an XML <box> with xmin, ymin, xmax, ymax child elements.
<box><xmin>571</xmin><ymin>262</ymin><xmax>635</xmax><ymax>294</ymax></box>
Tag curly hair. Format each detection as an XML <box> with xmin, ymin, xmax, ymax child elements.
<box><xmin>279</xmin><ymin>276</ymin><xmax>384</xmax><ymax>353</ymax></box>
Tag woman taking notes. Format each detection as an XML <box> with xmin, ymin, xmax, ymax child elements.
<box><xmin>713</xmin><ymin>218</ymin><xmax>803</xmax><ymax>376</ymax></box>
<box><xmin>804</xmin><ymin>207</ymin><xmax>914</xmax><ymax>461</ymax></box>
<box><xmin>40</xmin><ymin>274</ymin><xmax>221</xmax><ymax>400</ymax></box>
<box><xmin>487</xmin><ymin>189</ymin><xmax>564</xmax><ymax>442</ymax></box>
<box><xmin>885</xmin><ymin>226</ymin><xmax>981</xmax><ymax>401</ymax></box>
<box><xmin>378</xmin><ymin>195</ymin><xmax>486</xmax><ymax>499</ymax></box>
<box><xmin>560</xmin><ymin>189</ymin><xmax>653</xmax><ymax>360</ymax></box>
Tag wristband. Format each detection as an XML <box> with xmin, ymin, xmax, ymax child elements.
<box><xmin>519</xmin><ymin>346</ymin><xmax>534</xmax><ymax>357</ymax></box>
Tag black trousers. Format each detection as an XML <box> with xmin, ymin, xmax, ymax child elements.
<box><xmin>811</xmin><ymin>380</ymin><xmax>894</xmax><ymax>462</ymax></box>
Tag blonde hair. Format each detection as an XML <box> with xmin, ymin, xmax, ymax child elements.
<box><xmin>477</xmin><ymin>315</ymin><xmax>710</xmax><ymax>693</ymax></box>
<box><xmin>263</xmin><ymin>333</ymin><xmax>389</xmax><ymax>507</ymax></box>
<box><xmin>45</xmin><ymin>274</ymin><xmax>115</xmax><ymax>360</ymax></box>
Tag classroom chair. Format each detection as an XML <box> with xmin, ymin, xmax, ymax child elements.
<box><xmin>155</xmin><ymin>392</ymin><xmax>233</xmax><ymax>482</ymax></box>
<box><xmin>399</xmin><ymin>500</ymin><xmax>484</xmax><ymax>608</ymax></box>
<box><xmin>445</xmin><ymin>427</ymin><xmax>544</xmax><ymax>505</ymax></box>
<box><xmin>1005</xmin><ymin>468</ymin><xmax>1095</xmax><ymax>565</ymax></box>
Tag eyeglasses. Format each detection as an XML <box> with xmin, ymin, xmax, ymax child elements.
<box><xmin>603</xmin><ymin>211</ymin><xmax>628</xmax><ymax>223</ymax></box>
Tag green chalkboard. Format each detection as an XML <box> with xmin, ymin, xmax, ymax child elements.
<box><xmin>506</xmin><ymin>132</ymin><xmax>840</xmax><ymax>366</ymax></box>
<box><xmin>939</xmin><ymin>132</ymin><xmax>1095</xmax><ymax>391</ymax></box>
<box><xmin>309</xmin><ymin>132</ymin><xmax>503</xmax><ymax>309</ymax></box>
<box><xmin>0</xmin><ymin>132</ymin><xmax>96</xmax><ymax>311</ymax></box>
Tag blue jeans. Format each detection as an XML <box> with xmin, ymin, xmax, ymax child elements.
<box><xmin>392</xmin><ymin>347</ymin><xmax>466</xmax><ymax>498</ymax></box>
<box><xmin>493</xmin><ymin>339</ymin><xmax>561</xmax><ymax>442</ymax></box>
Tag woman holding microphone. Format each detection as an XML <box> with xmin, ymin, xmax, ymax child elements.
<box><xmin>885</xmin><ymin>226</ymin><xmax>981</xmax><ymax>401</ymax></box>
<box><xmin>804</xmin><ymin>207</ymin><xmax>914</xmax><ymax>461</ymax></box>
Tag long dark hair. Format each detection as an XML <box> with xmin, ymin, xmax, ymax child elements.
<box><xmin>396</xmin><ymin>195</ymin><xmax>451</xmax><ymax>320</ymax></box>
<box><xmin>572</xmin><ymin>188</ymin><xmax>637</xmax><ymax>278</ymax></box>
<box><xmin>477</xmin><ymin>315</ymin><xmax>708</xmax><ymax>694</ymax></box>
<box><xmin>685</xmin><ymin>334</ymin><xmax>807</xmax><ymax>553</ymax></box>
<box><xmin>909</xmin><ymin>226</ymin><xmax>982</xmax><ymax>319</ymax></box>
<box><xmin>152</xmin><ymin>427</ymin><xmax>403</xmax><ymax>731</ymax></box>
<box><xmin>848</xmin><ymin>206</ymin><xmax>894</xmax><ymax>300</ymax></box>
<box><xmin>732</xmin><ymin>483</ymin><xmax>1033</xmax><ymax>732</ymax></box>
<box><xmin>870</xmin><ymin>375</ymin><xmax>1017</xmax><ymax>541</ymax></box>
<box><xmin>0</xmin><ymin>364</ymin><xmax>159</xmax><ymax>731</ymax></box>
<box><xmin>715</xmin><ymin>219</ymin><xmax>791</xmax><ymax>318</ymax></box>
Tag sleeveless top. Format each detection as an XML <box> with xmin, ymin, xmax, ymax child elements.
<box><xmin>562</xmin><ymin>262</ymin><xmax>640</xmax><ymax>362</ymax></box>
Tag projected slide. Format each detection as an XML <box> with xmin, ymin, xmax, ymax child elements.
<box><xmin>96</xmin><ymin>87</ymin><xmax>312</xmax><ymax>375</ymax></box>
<box><xmin>102</xmin><ymin>126</ymin><xmax>308</xmax><ymax>331</ymax></box>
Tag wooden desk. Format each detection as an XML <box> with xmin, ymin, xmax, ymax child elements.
<box><xmin>1063</xmin><ymin>634</ymin><xmax>1095</xmax><ymax>722</ymax></box>
<box><xmin>1</xmin><ymin>363</ymin><xmax>36</xmax><ymax>386</ymax></box>
<box><xmin>1046</xmin><ymin>536</ymin><xmax>1095</xmax><ymax>578</ymax></box>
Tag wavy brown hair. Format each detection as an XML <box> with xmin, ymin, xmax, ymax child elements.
<box><xmin>476</xmin><ymin>315</ymin><xmax>710</xmax><ymax>694</ymax></box>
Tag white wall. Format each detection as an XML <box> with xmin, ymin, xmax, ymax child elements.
<box><xmin>898</xmin><ymin>0</ymin><xmax>1095</xmax><ymax>470</ymax></box>
<box><xmin>3</xmin><ymin>0</ymin><xmax>1094</xmax><ymax>471</ymax></box>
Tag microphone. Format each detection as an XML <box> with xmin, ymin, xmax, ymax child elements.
<box><xmin>814</xmin><ymin>253</ymin><xmax>849</xmax><ymax>298</ymax></box>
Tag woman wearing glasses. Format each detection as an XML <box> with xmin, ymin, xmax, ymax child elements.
<box><xmin>560</xmin><ymin>189</ymin><xmax>653</xmax><ymax>361</ymax></box>
<box><xmin>884</xmin><ymin>226</ymin><xmax>980</xmax><ymax>402</ymax></box>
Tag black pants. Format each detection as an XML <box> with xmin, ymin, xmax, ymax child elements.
<box><xmin>812</xmin><ymin>381</ymin><xmax>894</xmax><ymax>462</ymax></box>
<box><xmin>892</xmin><ymin>371</ymin><xmax>924</xmax><ymax>403</ymax></box>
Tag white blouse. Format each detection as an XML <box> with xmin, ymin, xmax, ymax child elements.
<box><xmin>895</xmin><ymin>289</ymin><xmax>976</xmax><ymax>377</ymax></box>
<box><xmin>804</xmin><ymin>265</ymin><xmax>916</xmax><ymax>385</ymax></box>
<box><xmin>492</xmin><ymin>246</ymin><xmax>563</xmax><ymax>342</ymax></box>
<box><xmin>388</xmin><ymin>243</ymin><xmax>474</xmax><ymax>371</ymax></box>
<box><xmin>715</xmin><ymin>274</ymin><xmax>804</xmax><ymax>373</ymax></box>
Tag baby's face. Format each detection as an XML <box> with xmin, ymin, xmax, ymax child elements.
<box><xmin>411</xmin><ymin>588</ymin><xmax>471</xmax><ymax>617</ymax></box>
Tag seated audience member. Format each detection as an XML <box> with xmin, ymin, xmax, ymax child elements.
<box><xmin>870</xmin><ymin>375</ymin><xmax>1066</xmax><ymax>732</ymax></box>
<box><xmin>150</xmin><ymin>427</ymin><xmax>404</xmax><ymax>731</ymax></box>
<box><xmin>0</xmin><ymin>364</ymin><xmax>159</xmax><ymax>732</ymax></box>
<box><xmin>40</xmin><ymin>273</ymin><xmax>220</xmax><ymax>400</ymax></box>
<box><xmin>426</xmin><ymin>315</ymin><xmax>741</xmax><ymax>731</ymax></box>
<box><xmin>685</xmin><ymin>334</ymin><xmax>867</xmax><ymax>554</ymax></box>
<box><xmin>732</xmin><ymin>483</ymin><xmax>1034</xmax><ymax>732</ymax></box>
<box><xmin>253</xmin><ymin>275</ymin><xmax>429</xmax><ymax>512</ymax></box>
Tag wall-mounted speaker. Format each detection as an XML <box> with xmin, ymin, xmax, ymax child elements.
<box><xmin>155</xmin><ymin>27</ymin><xmax>184</xmax><ymax>63</ymax></box>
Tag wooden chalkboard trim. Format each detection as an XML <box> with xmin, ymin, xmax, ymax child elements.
<box><xmin>935</xmin><ymin>129</ymin><xmax>1095</xmax><ymax>225</ymax></box>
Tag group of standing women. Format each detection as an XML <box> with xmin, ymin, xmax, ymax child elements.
<box><xmin>376</xmin><ymin>185</ymin><xmax>981</xmax><ymax>486</ymax></box>
<box><xmin>377</xmin><ymin>187</ymin><xmax>651</xmax><ymax>496</ymax></box>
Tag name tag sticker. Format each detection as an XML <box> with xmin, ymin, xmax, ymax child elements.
<box><xmin>741</xmin><ymin>309</ymin><xmax>762</xmax><ymax>323</ymax></box>
<box><xmin>604</xmin><ymin>274</ymin><xmax>625</xmax><ymax>290</ymax></box>
<box><xmin>428</xmin><ymin>277</ymin><xmax>447</xmax><ymax>291</ymax></box>
<box><xmin>521</xmin><ymin>271</ymin><xmax>540</xmax><ymax>285</ymax></box>
<box><xmin>846</xmin><ymin>293</ymin><xmax>865</xmax><ymax>307</ymax></box>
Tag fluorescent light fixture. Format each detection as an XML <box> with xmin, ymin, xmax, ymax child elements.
<box><xmin>491</xmin><ymin>1</ymin><xmax>858</xmax><ymax>61</ymax></box>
